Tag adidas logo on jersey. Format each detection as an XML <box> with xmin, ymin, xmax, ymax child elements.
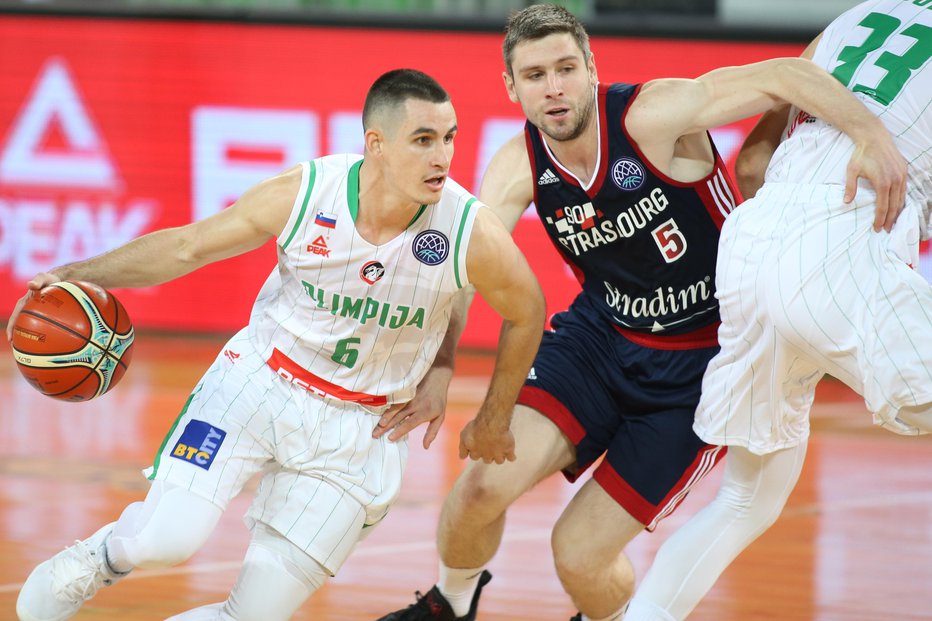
<box><xmin>538</xmin><ymin>169</ymin><xmax>559</xmax><ymax>185</ymax></box>
<box><xmin>307</xmin><ymin>235</ymin><xmax>331</xmax><ymax>257</ymax></box>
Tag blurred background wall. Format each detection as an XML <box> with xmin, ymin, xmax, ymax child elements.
<box><xmin>1</xmin><ymin>0</ymin><xmax>925</xmax><ymax>349</ymax></box>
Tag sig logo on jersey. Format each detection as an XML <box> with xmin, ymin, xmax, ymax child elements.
<box><xmin>360</xmin><ymin>260</ymin><xmax>385</xmax><ymax>284</ymax></box>
<box><xmin>170</xmin><ymin>420</ymin><xmax>227</xmax><ymax>470</ymax></box>
<box><xmin>412</xmin><ymin>230</ymin><xmax>449</xmax><ymax>265</ymax></box>
<box><xmin>611</xmin><ymin>158</ymin><xmax>645</xmax><ymax>191</ymax></box>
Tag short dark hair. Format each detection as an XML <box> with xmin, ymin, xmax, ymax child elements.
<box><xmin>503</xmin><ymin>4</ymin><xmax>591</xmax><ymax>77</ymax></box>
<box><xmin>362</xmin><ymin>69</ymin><xmax>450</xmax><ymax>130</ymax></box>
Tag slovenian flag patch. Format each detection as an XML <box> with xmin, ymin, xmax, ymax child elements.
<box><xmin>315</xmin><ymin>212</ymin><xmax>337</xmax><ymax>228</ymax></box>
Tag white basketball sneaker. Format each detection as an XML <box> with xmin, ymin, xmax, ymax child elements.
<box><xmin>16</xmin><ymin>522</ymin><xmax>128</xmax><ymax>621</ymax></box>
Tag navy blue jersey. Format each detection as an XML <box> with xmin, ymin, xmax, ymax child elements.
<box><xmin>526</xmin><ymin>82</ymin><xmax>739</xmax><ymax>336</ymax></box>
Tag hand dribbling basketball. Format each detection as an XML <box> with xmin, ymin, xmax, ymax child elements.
<box><xmin>8</xmin><ymin>275</ymin><xmax>134</xmax><ymax>401</ymax></box>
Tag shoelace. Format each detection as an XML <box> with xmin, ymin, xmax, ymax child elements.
<box><xmin>399</xmin><ymin>590</ymin><xmax>444</xmax><ymax>619</ymax></box>
<box><xmin>49</xmin><ymin>540</ymin><xmax>111</xmax><ymax>604</ymax></box>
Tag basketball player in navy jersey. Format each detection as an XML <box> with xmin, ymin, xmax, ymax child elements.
<box><xmin>374</xmin><ymin>5</ymin><xmax>906</xmax><ymax>621</ymax></box>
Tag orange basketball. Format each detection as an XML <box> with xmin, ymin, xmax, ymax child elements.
<box><xmin>10</xmin><ymin>281</ymin><xmax>134</xmax><ymax>402</ymax></box>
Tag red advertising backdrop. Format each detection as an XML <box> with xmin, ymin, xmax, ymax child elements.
<box><xmin>1</xmin><ymin>16</ymin><xmax>921</xmax><ymax>348</ymax></box>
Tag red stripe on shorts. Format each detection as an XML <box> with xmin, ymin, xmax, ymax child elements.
<box><xmin>612</xmin><ymin>321</ymin><xmax>719</xmax><ymax>350</ymax></box>
<box><xmin>517</xmin><ymin>386</ymin><xmax>586</xmax><ymax>444</ymax></box>
<box><xmin>594</xmin><ymin>443</ymin><xmax>726</xmax><ymax>531</ymax></box>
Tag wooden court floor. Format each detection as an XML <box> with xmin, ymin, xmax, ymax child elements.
<box><xmin>1</xmin><ymin>333</ymin><xmax>931</xmax><ymax>621</ymax></box>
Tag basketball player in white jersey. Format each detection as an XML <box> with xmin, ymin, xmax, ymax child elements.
<box><xmin>9</xmin><ymin>69</ymin><xmax>545</xmax><ymax>621</ymax></box>
<box><xmin>374</xmin><ymin>5</ymin><xmax>909</xmax><ymax>621</ymax></box>
<box><xmin>625</xmin><ymin>1</ymin><xmax>929</xmax><ymax>618</ymax></box>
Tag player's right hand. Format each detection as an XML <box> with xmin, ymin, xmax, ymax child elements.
<box><xmin>459</xmin><ymin>417</ymin><xmax>516</xmax><ymax>464</ymax></box>
<box><xmin>5</xmin><ymin>272</ymin><xmax>60</xmax><ymax>341</ymax></box>
<box><xmin>844</xmin><ymin>132</ymin><xmax>907</xmax><ymax>233</ymax></box>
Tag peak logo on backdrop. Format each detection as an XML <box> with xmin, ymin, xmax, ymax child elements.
<box><xmin>0</xmin><ymin>58</ymin><xmax>157</xmax><ymax>279</ymax></box>
<box><xmin>0</xmin><ymin>58</ymin><xmax>117</xmax><ymax>190</ymax></box>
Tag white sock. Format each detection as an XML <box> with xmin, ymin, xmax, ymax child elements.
<box><xmin>438</xmin><ymin>563</ymin><xmax>485</xmax><ymax>618</ymax></box>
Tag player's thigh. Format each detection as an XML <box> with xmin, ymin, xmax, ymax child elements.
<box><xmin>454</xmin><ymin>405</ymin><xmax>575</xmax><ymax>508</ymax></box>
<box><xmin>146</xmin><ymin>332</ymin><xmax>279</xmax><ymax>508</ymax></box>
<box><xmin>552</xmin><ymin>478</ymin><xmax>643</xmax><ymax>567</ymax></box>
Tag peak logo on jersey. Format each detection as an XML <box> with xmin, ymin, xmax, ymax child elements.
<box><xmin>538</xmin><ymin>169</ymin><xmax>560</xmax><ymax>185</ymax></box>
<box><xmin>412</xmin><ymin>230</ymin><xmax>449</xmax><ymax>265</ymax></box>
<box><xmin>314</xmin><ymin>211</ymin><xmax>337</xmax><ymax>229</ymax></box>
<box><xmin>170</xmin><ymin>420</ymin><xmax>227</xmax><ymax>470</ymax></box>
<box><xmin>360</xmin><ymin>260</ymin><xmax>385</xmax><ymax>285</ymax></box>
<box><xmin>611</xmin><ymin>158</ymin><xmax>645</xmax><ymax>191</ymax></box>
<box><xmin>308</xmin><ymin>235</ymin><xmax>331</xmax><ymax>257</ymax></box>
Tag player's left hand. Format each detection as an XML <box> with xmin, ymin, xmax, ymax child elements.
<box><xmin>372</xmin><ymin>367</ymin><xmax>452</xmax><ymax>449</ymax></box>
<box><xmin>5</xmin><ymin>271</ymin><xmax>60</xmax><ymax>341</ymax></box>
<box><xmin>459</xmin><ymin>417</ymin><xmax>516</xmax><ymax>464</ymax></box>
<box><xmin>844</xmin><ymin>134</ymin><xmax>908</xmax><ymax>233</ymax></box>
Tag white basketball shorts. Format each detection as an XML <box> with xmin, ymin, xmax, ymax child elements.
<box><xmin>695</xmin><ymin>183</ymin><xmax>932</xmax><ymax>454</ymax></box>
<box><xmin>144</xmin><ymin>328</ymin><xmax>408</xmax><ymax>573</ymax></box>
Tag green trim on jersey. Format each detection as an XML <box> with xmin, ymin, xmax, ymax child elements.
<box><xmin>407</xmin><ymin>204</ymin><xmax>428</xmax><ymax>227</ymax></box>
<box><xmin>347</xmin><ymin>159</ymin><xmax>428</xmax><ymax>228</ymax></box>
<box><xmin>147</xmin><ymin>387</ymin><xmax>200</xmax><ymax>480</ymax></box>
<box><xmin>454</xmin><ymin>198</ymin><xmax>477</xmax><ymax>288</ymax></box>
<box><xmin>348</xmin><ymin>159</ymin><xmax>362</xmax><ymax>222</ymax></box>
<box><xmin>282</xmin><ymin>161</ymin><xmax>317</xmax><ymax>249</ymax></box>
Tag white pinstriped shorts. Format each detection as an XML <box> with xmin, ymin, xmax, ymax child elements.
<box><xmin>145</xmin><ymin>328</ymin><xmax>408</xmax><ymax>574</ymax></box>
<box><xmin>694</xmin><ymin>183</ymin><xmax>932</xmax><ymax>454</ymax></box>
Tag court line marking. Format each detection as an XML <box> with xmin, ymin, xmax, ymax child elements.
<box><xmin>4</xmin><ymin>488</ymin><xmax>932</xmax><ymax>594</ymax></box>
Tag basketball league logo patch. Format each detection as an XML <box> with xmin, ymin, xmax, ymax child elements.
<box><xmin>170</xmin><ymin>420</ymin><xmax>227</xmax><ymax>470</ymax></box>
<box><xmin>412</xmin><ymin>230</ymin><xmax>449</xmax><ymax>265</ymax></box>
<box><xmin>611</xmin><ymin>158</ymin><xmax>645</xmax><ymax>191</ymax></box>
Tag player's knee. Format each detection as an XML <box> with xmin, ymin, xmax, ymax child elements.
<box><xmin>130</xmin><ymin>527</ymin><xmax>206</xmax><ymax>568</ymax></box>
<box><xmin>451</xmin><ymin>466</ymin><xmax>519</xmax><ymax>522</ymax></box>
<box><xmin>224</xmin><ymin>525</ymin><xmax>325</xmax><ymax>621</ymax></box>
<box><xmin>121</xmin><ymin>491</ymin><xmax>221</xmax><ymax>569</ymax></box>
<box><xmin>551</xmin><ymin>522</ymin><xmax>605</xmax><ymax>581</ymax></box>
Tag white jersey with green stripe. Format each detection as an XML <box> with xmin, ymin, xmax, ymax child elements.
<box><xmin>246</xmin><ymin>154</ymin><xmax>483</xmax><ymax>406</ymax></box>
<box><xmin>765</xmin><ymin>0</ymin><xmax>931</xmax><ymax>238</ymax></box>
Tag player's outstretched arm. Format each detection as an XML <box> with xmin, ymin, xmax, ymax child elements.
<box><xmin>459</xmin><ymin>208</ymin><xmax>545</xmax><ymax>464</ymax></box>
<box><xmin>46</xmin><ymin>165</ymin><xmax>300</xmax><ymax>289</ymax></box>
<box><xmin>736</xmin><ymin>34</ymin><xmax>824</xmax><ymax>200</ymax></box>
<box><xmin>5</xmin><ymin>165</ymin><xmax>302</xmax><ymax>341</ymax></box>
<box><xmin>629</xmin><ymin>56</ymin><xmax>907</xmax><ymax>229</ymax></box>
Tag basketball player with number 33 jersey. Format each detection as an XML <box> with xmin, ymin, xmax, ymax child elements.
<box><xmin>627</xmin><ymin>1</ymin><xmax>927</xmax><ymax>618</ymax></box>
<box><xmin>376</xmin><ymin>5</ymin><xmax>912</xmax><ymax>621</ymax></box>
<box><xmin>9</xmin><ymin>69</ymin><xmax>545</xmax><ymax>621</ymax></box>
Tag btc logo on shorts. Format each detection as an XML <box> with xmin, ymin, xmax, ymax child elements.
<box><xmin>170</xmin><ymin>420</ymin><xmax>227</xmax><ymax>470</ymax></box>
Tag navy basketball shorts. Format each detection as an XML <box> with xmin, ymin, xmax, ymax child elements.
<box><xmin>517</xmin><ymin>299</ymin><xmax>726</xmax><ymax>531</ymax></box>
